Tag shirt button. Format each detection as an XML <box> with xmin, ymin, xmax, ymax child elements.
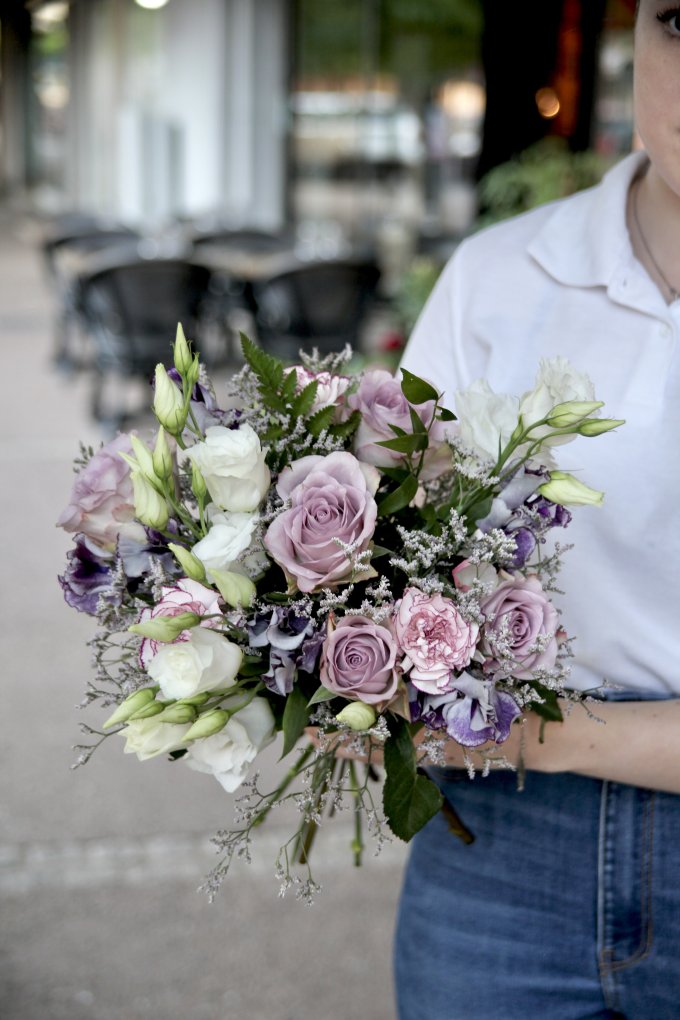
<box><xmin>660</xmin><ymin>324</ymin><xmax>672</xmax><ymax>338</ymax></box>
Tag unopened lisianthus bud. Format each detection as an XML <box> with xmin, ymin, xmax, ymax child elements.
<box><xmin>129</xmin><ymin>435</ymin><xmax>159</xmax><ymax>482</ymax></box>
<box><xmin>545</xmin><ymin>400</ymin><xmax>604</xmax><ymax>428</ymax></box>
<box><xmin>191</xmin><ymin>462</ymin><xmax>207</xmax><ymax>502</ymax></box>
<box><xmin>156</xmin><ymin>702</ymin><xmax>198</xmax><ymax>725</ymax></box>
<box><xmin>167</xmin><ymin>543</ymin><xmax>207</xmax><ymax>582</ymax></box>
<box><xmin>152</xmin><ymin>427</ymin><xmax>174</xmax><ymax>481</ymax></box>
<box><xmin>128</xmin><ymin>700</ymin><xmax>165</xmax><ymax>721</ymax></box>
<box><xmin>538</xmin><ymin>471</ymin><xmax>604</xmax><ymax>507</ymax></box>
<box><xmin>173</xmin><ymin>323</ymin><xmax>193</xmax><ymax>376</ymax></box>
<box><xmin>154</xmin><ymin>364</ymin><xmax>187</xmax><ymax>434</ymax></box>
<box><xmin>183</xmin><ymin>708</ymin><xmax>230</xmax><ymax>741</ymax></box>
<box><xmin>210</xmin><ymin>568</ymin><xmax>256</xmax><ymax>608</ymax></box>
<box><xmin>131</xmin><ymin>471</ymin><xmax>169</xmax><ymax>530</ymax></box>
<box><xmin>335</xmin><ymin>702</ymin><xmax>377</xmax><ymax>731</ymax></box>
<box><xmin>177</xmin><ymin>692</ymin><xmax>211</xmax><ymax>707</ymax></box>
<box><xmin>577</xmin><ymin>417</ymin><xmax>626</xmax><ymax>437</ymax></box>
<box><xmin>129</xmin><ymin>610</ymin><xmax>201</xmax><ymax>642</ymax></box>
<box><xmin>102</xmin><ymin>687</ymin><xmax>158</xmax><ymax>729</ymax></box>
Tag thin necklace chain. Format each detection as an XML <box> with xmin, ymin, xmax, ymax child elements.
<box><xmin>632</xmin><ymin>179</ymin><xmax>680</xmax><ymax>303</ymax></box>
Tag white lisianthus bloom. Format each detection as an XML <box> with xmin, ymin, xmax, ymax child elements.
<box><xmin>146</xmin><ymin>627</ymin><xmax>242</xmax><ymax>700</ymax></box>
<box><xmin>454</xmin><ymin>380</ymin><xmax>519</xmax><ymax>463</ymax></box>
<box><xmin>184</xmin><ymin>696</ymin><xmax>276</xmax><ymax>792</ymax></box>
<box><xmin>519</xmin><ymin>357</ymin><xmax>596</xmax><ymax>445</ymax></box>
<box><xmin>120</xmin><ymin>718</ymin><xmax>192</xmax><ymax>761</ymax></box>
<box><xmin>185</xmin><ymin>424</ymin><xmax>270</xmax><ymax>512</ymax></box>
<box><xmin>192</xmin><ymin>509</ymin><xmax>259</xmax><ymax>576</ymax></box>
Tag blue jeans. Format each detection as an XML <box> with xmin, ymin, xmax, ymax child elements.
<box><xmin>394</xmin><ymin>768</ymin><xmax>680</xmax><ymax>1019</ymax></box>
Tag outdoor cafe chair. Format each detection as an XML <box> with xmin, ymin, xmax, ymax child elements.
<box><xmin>248</xmin><ymin>259</ymin><xmax>381</xmax><ymax>360</ymax></box>
<box><xmin>43</xmin><ymin>219</ymin><xmax>142</xmax><ymax>371</ymax></box>
<box><xmin>78</xmin><ymin>256</ymin><xmax>213</xmax><ymax>427</ymax></box>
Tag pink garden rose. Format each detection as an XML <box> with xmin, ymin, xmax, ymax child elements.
<box><xmin>480</xmin><ymin>575</ymin><xmax>558</xmax><ymax>679</ymax></box>
<box><xmin>319</xmin><ymin>615</ymin><xmax>399</xmax><ymax>705</ymax></box>
<box><xmin>286</xmin><ymin>366</ymin><xmax>350</xmax><ymax>413</ymax></box>
<box><xmin>263</xmin><ymin>451</ymin><xmax>379</xmax><ymax>594</ymax></box>
<box><xmin>138</xmin><ymin>577</ymin><xmax>223</xmax><ymax>667</ymax></box>
<box><xmin>393</xmin><ymin>587</ymin><xmax>479</xmax><ymax>695</ymax></box>
<box><xmin>57</xmin><ymin>433</ymin><xmax>136</xmax><ymax>549</ymax></box>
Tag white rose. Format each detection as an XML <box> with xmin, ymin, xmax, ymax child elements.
<box><xmin>120</xmin><ymin>718</ymin><xmax>191</xmax><ymax>761</ymax></box>
<box><xmin>455</xmin><ymin>379</ymin><xmax>520</xmax><ymax>463</ymax></box>
<box><xmin>146</xmin><ymin>627</ymin><xmax>242</xmax><ymax>700</ymax></box>
<box><xmin>519</xmin><ymin>357</ymin><xmax>596</xmax><ymax>445</ymax></box>
<box><xmin>192</xmin><ymin>509</ymin><xmax>259</xmax><ymax>575</ymax></box>
<box><xmin>186</xmin><ymin>424</ymin><xmax>270</xmax><ymax>512</ymax></box>
<box><xmin>184</xmin><ymin>696</ymin><xmax>276</xmax><ymax>792</ymax></box>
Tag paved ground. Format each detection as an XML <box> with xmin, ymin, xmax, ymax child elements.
<box><xmin>0</xmin><ymin>209</ymin><xmax>407</xmax><ymax>1020</ymax></box>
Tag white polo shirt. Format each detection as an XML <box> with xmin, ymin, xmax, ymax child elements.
<box><xmin>401</xmin><ymin>151</ymin><xmax>680</xmax><ymax>695</ymax></box>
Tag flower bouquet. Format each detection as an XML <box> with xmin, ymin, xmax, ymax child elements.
<box><xmin>58</xmin><ymin>327</ymin><xmax>622</xmax><ymax>901</ymax></box>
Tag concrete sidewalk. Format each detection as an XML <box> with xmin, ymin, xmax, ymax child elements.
<box><xmin>0</xmin><ymin>210</ymin><xmax>406</xmax><ymax>1020</ymax></box>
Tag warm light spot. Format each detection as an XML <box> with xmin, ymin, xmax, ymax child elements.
<box><xmin>134</xmin><ymin>0</ymin><xmax>170</xmax><ymax>9</ymax></box>
<box><xmin>535</xmin><ymin>87</ymin><xmax>561</xmax><ymax>119</ymax></box>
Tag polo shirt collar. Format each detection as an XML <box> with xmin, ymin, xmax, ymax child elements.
<box><xmin>527</xmin><ymin>150</ymin><xmax>649</xmax><ymax>290</ymax></box>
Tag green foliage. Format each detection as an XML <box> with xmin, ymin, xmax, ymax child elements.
<box><xmin>383</xmin><ymin>716</ymin><xmax>443</xmax><ymax>842</ymax></box>
<box><xmin>393</xmin><ymin>257</ymin><xmax>443</xmax><ymax>337</ymax></box>
<box><xmin>280</xmin><ymin>686</ymin><xmax>311</xmax><ymax>759</ymax></box>
<box><xmin>378</xmin><ymin>474</ymin><xmax>419</xmax><ymax>517</ymax></box>
<box><xmin>478</xmin><ymin>140</ymin><xmax>610</xmax><ymax>228</ymax></box>
<box><xmin>400</xmin><ymin>368</ymin><xmax>439</xmax><ymax>405</ymax></box>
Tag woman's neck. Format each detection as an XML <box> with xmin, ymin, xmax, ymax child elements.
<box><xmin>628</xmin><ymin>165</ymin><xmax>680</xmax><ymax>304</ymax></box>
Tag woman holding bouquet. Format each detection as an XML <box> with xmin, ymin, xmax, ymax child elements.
<box><xmin>395</xmin><ymin>2</ymin><xmax>680</xmax><ymax>1017</ymax></box>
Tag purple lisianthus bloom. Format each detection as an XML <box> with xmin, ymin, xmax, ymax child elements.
<box><xmin>247</xmin><ymin>607</ymin><xmax>324</xmax><ymax>696</ymax></box>
<box><xmin>58</xmin><ymin>536</ymin><xmax>118</xmax><ymax>615</ymax></box>
<box><xmin>167</xmin><ymin>367</ymin><xmax>231</xmax><ymax>431</ymax></box>
<box><xmin>118</xmin><ymin>525</ymin><xmax>178</xmax><ymax>581</ymax></box>
<box><xmin>416</xmin><ymin>673</ymin><xmax>521</xmax><ymax>747</ymax></box>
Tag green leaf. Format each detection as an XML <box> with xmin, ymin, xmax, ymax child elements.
<box><xmin>530</xmin><ymin>687</ymin><xmax>564</xmax><ymax>726</ymax></box>
<box><xmin>382</xmin><ymin>716</ymin><xmax>443</xmax><ymax>841</ymax></box>
<box><xmin>437</xmin><ymin>406</ymin><xmax>457</xmax><ymax>422</ymax></box>
<box><xmin>280</xmin><ymin>366</ymin><xmax>299</xmax><ymax>404</ymax></box>
<box><xmin>376</xmin><ymin>433</ymin><xmax>429</xmax><ymax>455</ymax></box>
<box><xmin>387</xmin><ymin>423</ymin><xmax>408</xmax><ymax>437</ymax></box>
<box><xmin>307</xmin><ymin>686</ymin><xmax>337</xmax><ymax>707</ymax></box>
<box><xmin>400</xmin><ymin>368</ymin><xmax>439</xmax><ymax>405</ymax></box>
<box><xmin>306</xmin><ymin>404</ymin><xmax>337</xmax><ymax>437</ymax></box>
<box><xmin>328</xmin><ymin>409</ymin><xmax>361</xmax><ymax>441</ymax></box>
<box><xmin>290</xmin><ymin>379</ymin><xmax>319</xmax><ymax>418</ymax></box>
<box><xmin>466</xmin><ymin>495</ymin><xmax>493</xmax><ymax>524</ymax></box>
<box><xmin>409</xmin><ymin>407</ymin><xmax>427</xmax><ymax>434</ymax></box>
<box><xmin>280</xmin><ymin>685</ymin><xmax>311</xmax><ymax>759</ymax></box>
<box><xmin>370</xmin><ymin>544</ymin><xmax>392</xmax><ymax>559</ymax></box>
<box><xmin>378</xmin><ymin>474</ymin><xmax>419</xmax><ymax>516</ymax></box>
<box><xmin>240</xmin><ymin>333</ymin><xmax>285</xmax><ymax>394</ymax></box>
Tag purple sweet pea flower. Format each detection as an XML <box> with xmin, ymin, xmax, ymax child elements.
<box><xmin>416</xmin><ymin>673</ymin><xmax>521</xmax><ymax>747</ymax></box>
<box><xmin>247</xmin><ymin>607</ymin><xmax>324</xmax><ymax>696</ymax></box>
<box><xmin>58</xmin><ymin>536</ymin><xmax>118</xmax><ymax>615</ymax></box>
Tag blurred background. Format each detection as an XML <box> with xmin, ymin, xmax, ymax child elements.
<box><xmin>0</xmin><ymin>1</ymin><xmax>637</xmax><ymax>1018</ymax></box>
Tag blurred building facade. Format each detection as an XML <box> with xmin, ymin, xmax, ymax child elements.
<box><xmin>1</xmin><ymin>0</ymin><xmax>636</xmax><ymax>239</ymax></box>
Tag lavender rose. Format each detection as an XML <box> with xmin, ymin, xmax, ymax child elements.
<box><xmin>263</xmin><ymin>451</ymin><xmax>379</xmax><ymax>594</ymax></box>
<box><xmin>393</xmin><ymin>588</ymin><xmax>479</xmax><ymax>695</ymax></box>
<box><xmin>480</xmin><ymin>575</ymin><xmax>558</xmax><ymax>679</ymax></box>
<box><xmin>349</xmin><ymin>370</ymin><xmax>453</xmax><ymax>480</ymax></box>
<box><xmin>137</xmin><ymin>578</ymin><xmax>223</xmax><ymax>668</ymax></box>
<box><xmin>319</xmin><ymin>615</ymin><xmax>399</xmax><ymax>704</ymax></box>
<box><xmin>57</xmin><ymin>434</ymin><xmax>136</xmax><ymax>549</ymax></box>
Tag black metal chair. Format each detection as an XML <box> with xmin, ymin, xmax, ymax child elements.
<box><xmin>43</xmin><ymin>220</ymin><xmax>142</xmax><ymax>371</ymax></box>
<box><xmin>248</xmin><ymin>259</ymin><xmax>381</xmax><ymax>360</ymax></box>
<box><xmin>78</xmin><ymin>257</ymin><xmax>214</xmax><ymax>427</ymax></box>
<box><xmin>190</xmin><ymin>226</ymin><xmax>294</xmax><ymax>253</ymax></box>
